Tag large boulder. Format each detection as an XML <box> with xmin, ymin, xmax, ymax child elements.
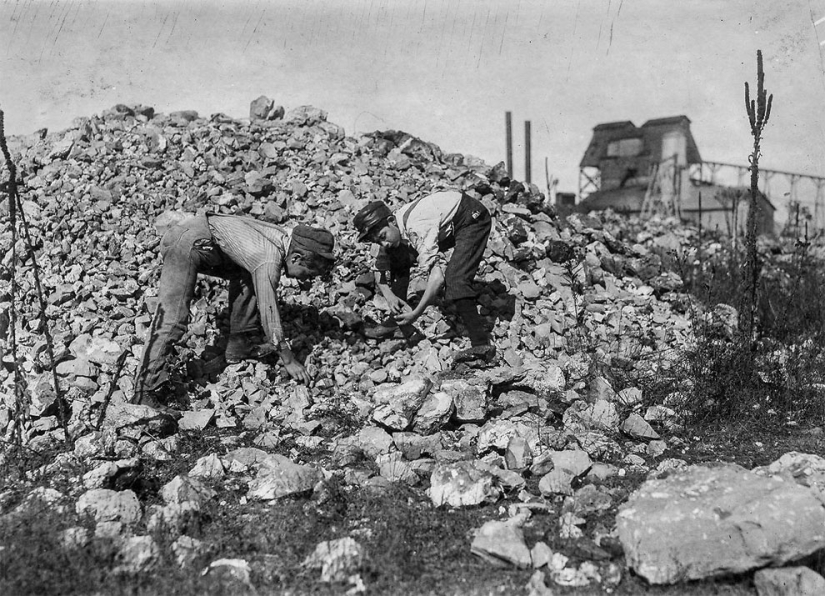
<box><xmin>617</xmin><ymin>463</ymin><xmax>825</xmax><ymax>584</ymax></box>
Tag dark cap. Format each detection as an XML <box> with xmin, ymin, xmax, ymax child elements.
<box><xmin>290</xmin><ymin>225</ymin><xmax>335</xmax><ymax>260</ymax></box>
<box><xmin>354</xmin><ymin>201</ymin><xmax>392</xmax><ymax>242</ymax></box>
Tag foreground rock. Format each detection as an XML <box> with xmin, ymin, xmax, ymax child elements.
<box><xmin>617</xmin><ymin>463</ymin><xmax>825</xmax><ymax>584</ymax></box>
<box><xmin>754</xmin><ymin>566</ymin><xmax>825</xmax><ymax>596</ymax></box>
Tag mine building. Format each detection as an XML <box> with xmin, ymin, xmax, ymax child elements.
<box><xmin>577</xmin><ymin>115</ymin><xmax>776</xmax><ymax>236</ymax></box>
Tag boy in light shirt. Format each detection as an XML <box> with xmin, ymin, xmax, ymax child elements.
<box><xmin>354</xmin><ymin>190</ymin><xmax>495</xmax><ymax>362</ymax></box>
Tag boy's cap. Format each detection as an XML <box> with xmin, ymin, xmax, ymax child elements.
<box><xmin>290</xmin><ymin>225</ymin><xmax>335</xmax><ymax>259</ymax></box>
<box><xmin>354</xmin><ymin>201</ymin><xmax>392</xmax><ymax>241</ymax></box>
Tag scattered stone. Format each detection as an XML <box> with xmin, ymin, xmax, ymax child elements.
<box><xmin>413</xmin><ymin>391</ymin><xmax>454</xmax><ymax>434</ymax></box>
<box><xmin>160</xmin><ymin>475</ymin><xmax>216</xmax><ymax>507</ymax></box>
<box><xmin>427</xmin><ymin>461</ymin><xmax>500</xmax><ymax>508</ymax></box>
<box><xmin>754</xmin><ymin>566</ymin><xmax>825</xmax><ymax>596</ymax></box>
<box><xmin>172</xmin><ymin>535</ymin><xmax>209</xmax><ymax>568</ymax></box>
<box><xmin>505</xmin><ymin>436</ymin><xmax>532</xmax><ymax>471</ymax></box>
<box><xmin>113</xmin><ymin>535</ymin><xmax>160</xmax><ymax>574</ymax></box>
<box><xmin>146</xmin><ymin>501</ymin><xmax>201</xmax><ymax>534</ymax></box>
<box><xmin>621</xmin><ymin>413</ymin><xmax>661</xmax><ymax>440</ymax></box>
<box><xmin>202</xmin><ymin>558</ymin><xmax>255</xmax><ymax>591</ymax></box>
<box><xmin>58</xmin><ymin>526</ymin><xmax>91</xmax><ymax>551</ymax></box>
<box><xmin>538</xmin><ymin>468</ymin><xmax>576</xmax><ymax>497</ymax></box>
<box><xmin>355</xmin><ymin>426</ymin><xmax>394</xmax><ymax>459</ymax></box>
<box><xmin>392</xmin><ymin>432</ymin><xmax>442</xmax><ymax>460</ymax></box>
<box><xmin>471</xmin><ymin>519</ymin><xmax>531</xmax><ymax>568</ymax></box>
<box><xmin>549</xmin><ymin>450</ymin><xmax>593</xmax><ymax>477</ymax></box>
<box><xmin>302</xmin><ymin>537</ymin><xmax>365</xmax><ymax>582</ymax></box>
<box><xmin>442</xmin><ymin>378</ymin><xmax>489</xmax><ymax>423</ymax></box>
<box><xmin>179</xmin><ymin>409</ymin><xmax>215</xmax><ymax>431</ymax></box>
<box><xmin>69</xmin><ymin>334</ymin><xmax>123</xmax><ymax>365</ymax></box>
<box><xmin>76</xmin><ymin>489</ymin><xmax>141</xmax><ymax>525</ymax></box>
<box><xmin>376</xmin><ymin>452</ymin><xmax>418</xmax><ymax>484</ymax></box>
<box><xmin>530</xmin><ymin>541</ymin><xmax>554</xmax><ymax>569</ymax></box>
<box><xmin>189</xmin><ymin>454</ymin><xmax>226</xmax><ymax>479</ymax></box>
<box><xmin>247</xmin><ymin>455</ymin><xmax>323</xmax><ymax>500</ymax></box>
<box><xmin>525</xmin><ymin>570</ymin><xmax>556</xmax><ymax>596</ymax></box>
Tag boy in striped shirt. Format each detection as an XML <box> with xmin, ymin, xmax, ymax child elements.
<box><xmin>133</xmin><ymin>213</ymin><xmax>335</xmax><ymax>414</ymax></box>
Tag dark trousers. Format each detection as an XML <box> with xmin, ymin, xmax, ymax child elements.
<box><xmin>134</xmin><ymin>215</ymin><xmax>259</xmax><ymax>398</ymax></box>
<box><xmin>443</xmin><ymin>194</ymin><xmax>492</xmax><ymax>303</ymax></box>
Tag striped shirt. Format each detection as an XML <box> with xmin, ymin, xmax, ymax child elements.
<box><xmin>207</xmin><ymin>215</ymin><xmax>291</xmax><ymax>345</ymax></box>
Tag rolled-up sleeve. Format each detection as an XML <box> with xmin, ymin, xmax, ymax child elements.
<box><xmin>410</xmin><ymin>227</ymin><xmax>446</xmax><ymax>280</ymax></box>
<box><xmin>208</xmin><ymin>215</ymin><xmax>289</xmax><ymax>346</ymax></box>
<box><xmin>252</xmin><ymin>261</ymin><xmax>284</xmax><ymax>345</ymax></box>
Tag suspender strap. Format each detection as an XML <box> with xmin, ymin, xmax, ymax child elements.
<box><xmin>401</xmin><ymin>191</ymin><xmax>467</xmax><ymax>230</ymax></box>
<box><xmin>401</xmin><ymin>194</ymin><xmax>428</xmax><ymax>230</ymax></box>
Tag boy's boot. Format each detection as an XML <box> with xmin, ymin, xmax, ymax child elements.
<box><xmin>453</xmin><ymin>299</ymin><xmax>496</xmax><ymax>363</ymax></box>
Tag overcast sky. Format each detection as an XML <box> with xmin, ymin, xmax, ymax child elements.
<box><xmin>2</xmin><ymin>0</ymin><xmax>824</xmax><ymax>221</ymax></box>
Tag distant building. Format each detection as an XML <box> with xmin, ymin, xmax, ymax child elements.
<box><xmin>577</xmin><ymin>115</ymin><xmax>776</xmax><ymax>235</ymax></box>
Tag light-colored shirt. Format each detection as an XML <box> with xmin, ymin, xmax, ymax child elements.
<box><xmin>207</xmin><ymin>215</ymin><xmax>291</xmax><ymax>345</ymax></box>
<box><xmin>392</xmin><ymin>190</ymin><xmax>462</xmax><ymax>280</ymax></box>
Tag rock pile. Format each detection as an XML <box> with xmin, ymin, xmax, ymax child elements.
<box><xmin>1</xmin><ymin>98</ymin><xmax>822</xmax><ymax>593</ymax></box>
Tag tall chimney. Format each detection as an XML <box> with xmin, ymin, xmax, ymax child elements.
<box><xmin>505</xmin><ymin>112</ymin><xmax>513</xmax><ymax>179</ymax></box>
<box><xmin>525</xmin><ymin>120</ymin><xmax>532</xmax><ymax>184</ymax></box>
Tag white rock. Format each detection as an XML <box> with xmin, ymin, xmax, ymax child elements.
<box><xmin>161</xmin><ymin>475</ymin><xmax>216</xmax><ymax>507</ymax></box>
<box><xmin>246</xmin><ymin>455</ymin><xmax>322</xmax><ymax>500</ymax></box>
<box><xmin>471</xmin><ymin>519</ymin><xmax>531</xmax><ymax>568</ymax></box>
<box><xmin>189</xmin><ymin>453</ymin><xmax>225</xmax><ymax>479</ymax></box>
<box><xmin>427</xmin><ymin>461</ymin><xmax>500</xmax><ymax>508</ymax></box>
<box><xmin>113</xmin><ymin>535</ymin><xmax>160</xmax><ymax>575</ymax></box>
<box><xmin>302</xmin><ymin>537</ymin><xmax>365</xmax><ymax>582</ymax></box>
<box><xmin>76</xmin><ymin>489</ymin><xmax>141</xmax><ymax>524</ymax></box>
<box><xmin>754</xmin><ymin>566</ymin><xmax>825</xmax><ymax>596</ymax></box>
<box><xmin>618</xmin><ymin>463</ymin><xmax>825</xmax><ymax>584</ymax></box>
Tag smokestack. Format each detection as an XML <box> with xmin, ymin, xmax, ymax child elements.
<box><xmin>505</xmin><ymin>112</ymin><xmax>513</xmax><ymax>179</ymax></box>
<box><xmin>525</xmin><ymin>120</ymin><xmax>532</xmax><ymax>184</ymax></box>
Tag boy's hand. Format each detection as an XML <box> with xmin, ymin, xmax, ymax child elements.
<box><xmin>284</xmin><ymin>360</ymin><xmax>312</xmax><ymax>384</ymax></box>
<box><xmin>386</xmin><ymin>294</ymin><xmax>411</xmax><ymax>314</ymax></box>
<box><xmin>279</xmin><ymin>347</ymin><xmax>312</xmax><ymax>384</ymax></box>
<box><xmin>394</xmin><ymin>309</ymin><xmax>420</xmax><ymax>326</ymax></box>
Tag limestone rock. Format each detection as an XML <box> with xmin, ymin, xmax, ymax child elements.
<box><xmin>754</xmin><ymin>566</ymin><xmax>825</xmax><ymax>596</ymax></box>
<box><xmin>753</xmin><ymin>451</ymin><xmax>825</xmax><ymax>498</ymax></box>
<box><xmin>179</xmin><ymin>409</ymin><xmax>215</xmax><ymax>431</ymax></box>
<box><xmin>355</xmin><ymin>426</ymin><xmax>394</xmax><ymax>459</ymax></box>
<box><xmin>189</xmin><ymin>453</ymin><xmax>226</xmax><ymax>479</ymax></box>
<box><xmin>427</xmin><ymin>461</ymin><xmax>500</xmax><ymax>508</ymax></box>
<box><xmin>538</xmin><ymin>468</ymin><xmax>575</xmax><ymax>496</ymax></box>
<box><xmin>413</xmin><ymin>391</ymin><xmax>454</xmax><ymax>434</ymax></box>
<box><xmin>621</xmin><ymin>413</ymin><xmax>661</xmax><ymax>440</ymax></box>
<box><xmin>247</xmin><ymin>455</ymin><xmax>322</xmax><ymax>500</ymax></box>
<box><xmin>76</xmin><ymin>489</ymin><xmax>141</xmax><ymax>524</ymax></box>
<box><xmin>146</xmin><ymin>501</ymin><xmax>201</xmax><ymax>534</ymax></box>
<box><xmin>442</xmin><ymin>378</ymin><xmax>488</xmax><ymax>423</ymax></box>
<box><xmin>565</xmin><ymin>399</ymin><xmax>620</xmax><ymax>431</ymax></box>
<box><xmin>302</xmin><ymin>537</ymin><xmax>365</xmax><ymax>582</ymax></box>
<box><xmin>471</xmin><ymin>519</ymin><xmax>532</xmax><ymax>569</ymax></box>
<box><xmin>617</xmin><ymin>463</ymin><xmax>825</xmax><ymax>584</ymax></box>
<box><xmin>69</xmin><ymin>334</ymin><xmax>123</xmax><ymax>365</ymax></box>
<box><xmin>172</xmin><ymin>535</ymin><xmax>209</xmax><ymax>568</ymax></box>
<box><xmin>114</xmin><ymin>535</ymin><xmax>160</xmax><ymax>575</ymax></box>
<box><xmin>249</xmin><ymin>95</ymin><xmax>284</xmax><ymax>121</ymax></box>
<box><xmin>102</xmin><ymin>403</ymin><xmax>178</xmax><ymax>438</ymax></box>
<box><xmin>392</xmin><ymin>432</ymin><xmax>442</xmax><ymax>460</ymax></box>
<box><xmin>160</xmin><ymin>475</ymin><xmax>216</xmax><ymax>507</ymax></box>
<box><xmin>376</xmin><ymin>452</ymin><xmax>418</xmax><ymax>484</ymax></box>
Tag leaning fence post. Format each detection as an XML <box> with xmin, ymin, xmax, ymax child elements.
<box><xmin>1</xmin><ymin>110</ymin><xmax>72</xmax><ymax>449</ymax></box>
